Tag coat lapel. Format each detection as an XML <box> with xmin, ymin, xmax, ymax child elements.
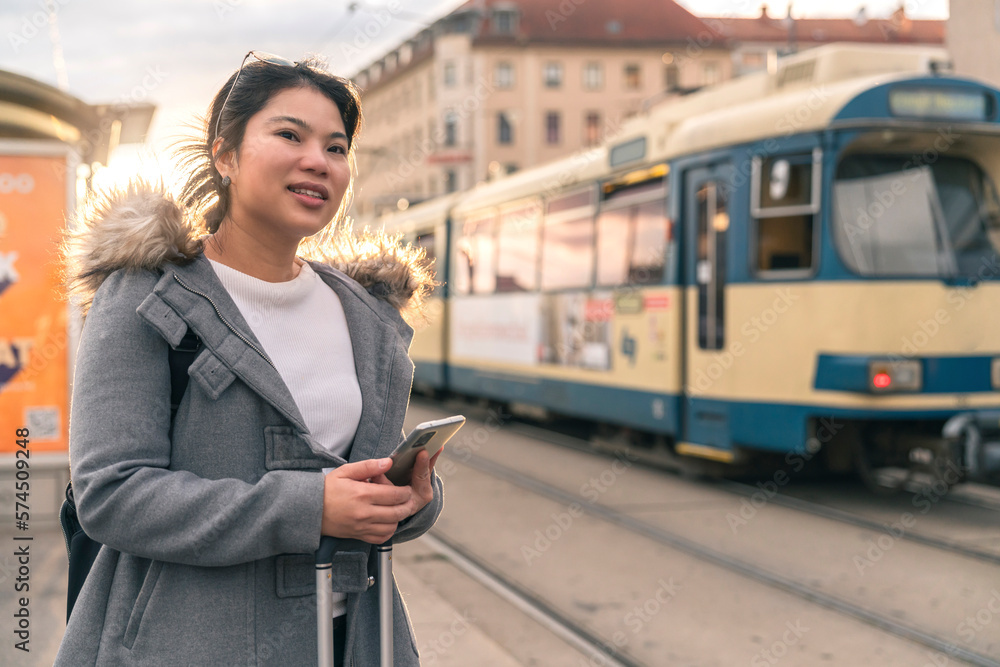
<box><xmin>313</xmin><ymin>263</ymin><xmax>404</xmax><ymax>463</ymax></box>
<box><xmin>151</xmin><ymin>255</ymin><xmax>310</xmax><ymax>434</ymax></box>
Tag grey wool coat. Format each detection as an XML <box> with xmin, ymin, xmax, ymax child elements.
<box><xmin>55</xmin><ymin>184</ymin><xmax>442</xmax><ymax>666</ymax></box>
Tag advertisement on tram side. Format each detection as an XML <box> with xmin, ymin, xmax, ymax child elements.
<box><xmin>0</xmin><ymin>149</ymin><xmax>72</xmax><ymax>453</ymax></box>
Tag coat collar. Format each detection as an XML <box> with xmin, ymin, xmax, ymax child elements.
<box><xmin>63</xmin><ymin>182</ymin><xmax>435</xmax><ymax>329</ymax></box>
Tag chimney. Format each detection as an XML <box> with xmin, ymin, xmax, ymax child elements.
<box><xmin>891</xmin><ymin>4</ymin><xmax>912</xmax><ymax>36</ymax></box>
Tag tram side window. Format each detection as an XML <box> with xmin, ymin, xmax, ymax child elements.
<box><xmin>596</xmin><ymin>207</ymin><xmax>630</xmax><ymax>285</ymax></box>
<box><xmin>753</xmin><ymin>155</ymin><xmax>817</xmax><ymax>273</ymax></box>
<box><xmin>596</xmin><ymin>199</ymin><xmax>668</xmax><ymax>286</ymax></box>
<box><xmin>454</xmin><ymin>214</ymin><xmax>497</xmax><ymax>295</ymax></box>
<box><xmin>630</xmin><ymin>201</ymin><xmax>668</xmax><ymax>284</ymax></box>
<box><xmin>496</xmin><ymin>202</ymin><xmax>540</xmax><ymax>292</ymax></box>
<box><xmin>541</xmin><ymin>189</ymin><xmax>595</xmax><ymax>290</ymax></box>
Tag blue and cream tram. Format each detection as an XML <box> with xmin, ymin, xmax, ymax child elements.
<box><xmin>379</xmin><ymin>43</ymin><xmax>1000</xmax><ymax>488</ymax></box>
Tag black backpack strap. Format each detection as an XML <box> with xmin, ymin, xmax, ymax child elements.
<box><xmin>168</xmin><ymin>328</ymin><xmax>202</xmax><ymax>424</ymax></box>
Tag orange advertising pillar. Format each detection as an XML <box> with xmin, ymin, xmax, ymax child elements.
<box><xmin>0</xmin><ymin>142</ymin><xmax>76</xmax><ymax>525</ymax></box>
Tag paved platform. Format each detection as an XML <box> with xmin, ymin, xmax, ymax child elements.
<box><xmin>0</xmin><ymin>524</ymin><xmax>522</xmax><ymax>666</ymax></box>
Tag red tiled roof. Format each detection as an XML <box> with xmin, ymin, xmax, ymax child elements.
<box><xmin>455</xmin><ymin>0</ymin><xmax>726</xmax><ymax>46</ymax></box>
<box><xmin>711</xmin><ymin>13</ymin><xmax>944</xmax><ymax>45</ymax></box>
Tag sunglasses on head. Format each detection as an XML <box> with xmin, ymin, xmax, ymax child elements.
<box><xmin>215</xmin><ymin>50</ymin><xmax>297</xmax><ymax>142</ymax></box>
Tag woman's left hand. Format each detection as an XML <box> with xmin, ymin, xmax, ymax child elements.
<box><xmin>406</xmin><ymin>448</ymin><xmax>441</xmax><ymax>517</ymax></box>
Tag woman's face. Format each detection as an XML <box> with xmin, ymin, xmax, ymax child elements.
<box><xmin>221</xmin><ymin>85</ymin><xmax>352</xmax><ymax>243</ymax></box>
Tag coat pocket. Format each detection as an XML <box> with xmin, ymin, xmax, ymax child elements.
<box><xmin>264</xmin><ymin>426</ymin><xmax>333</xmax><ymax>471</ymax></box>
<box><xmin>275</xmin><ymin>551</ymin><xmax>371</xmax><ymax>598</ymax></box>
<box><xmin>275</xmin><ymin>554</ymin><xmax>315</xmax><ymax>598</ymax></box>
<box><xmin>122</xmin><ymin>559</ymin><xmax>163</xmax><ymax>650</ymax></box>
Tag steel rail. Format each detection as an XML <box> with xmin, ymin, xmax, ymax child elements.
<box><xmin>445</xmin><ymin>447</ymin><xmax>1000</xmax><ymax>667</ymax></box>
<box><xmin>718</xmin><ymin>479</ymin><xmax>1000</xmax><ymax>566</ymax></box>
<box><xmin>422</xmin><ymin>533</ymin><xmax>639</xmax><ymax>667</ymax></box>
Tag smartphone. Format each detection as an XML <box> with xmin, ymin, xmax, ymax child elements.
<box><xmin>385</xmin><ymin>415</ymin><xmax>465</xmax><ymax>485</ymax></box>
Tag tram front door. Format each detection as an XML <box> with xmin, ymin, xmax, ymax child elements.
<box><xmin>680</xmin><ymin>162</ymin><xmax>735</xmax><ymax>462</ymax></box>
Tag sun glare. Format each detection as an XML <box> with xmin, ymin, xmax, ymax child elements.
<box><xmin>89</xmin><ymin>144</ymin><xmax>185</xmax><ymax>196</ymax></box>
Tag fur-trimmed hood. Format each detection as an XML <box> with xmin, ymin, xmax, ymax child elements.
<box><xmin>62</xmin><ymin>182</ymin><xmax>436</xmax><ymax>324</ymax></box>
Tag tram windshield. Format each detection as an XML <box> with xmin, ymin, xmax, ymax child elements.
<box><xmin>833</xmin><ymin>155</ymin><xmax>1000</xmax><ymax>278</ymax></box>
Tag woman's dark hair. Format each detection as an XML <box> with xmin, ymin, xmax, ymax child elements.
<box><xmin>176</xmin><ymin>54</ymin><xmax>363</xmax><ymax>234</ymax></box>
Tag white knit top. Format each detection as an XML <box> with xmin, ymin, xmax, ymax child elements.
<box><xmin>208</xmin><ymin>258</ymin><xmax>363</xmax><ymax>463</ymax></box>
<box><xmin>209</xmin><ymin>258</ymin><xmax>362</xmax><ymax>618</ymax></box>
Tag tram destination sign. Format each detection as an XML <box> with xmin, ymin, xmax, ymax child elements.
<box><xmin>889</xmin><ymin>87</ymin><xmax>990</xmax><ymax>122</ymax></box>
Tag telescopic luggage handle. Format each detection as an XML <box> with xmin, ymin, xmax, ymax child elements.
<box><xmin>315</xmin><ymin>536</ymin><xmax>394</xmax><ymax>667</ymax></box>
<box><xmin>316</xmin><ymin>536</ymin><xmax>340</xmax><ymax>667</ymax></box>
<box><xmin>377</xmin><ymin>539</ymin><xmax>393</xmax><ymax>665</ymax></box>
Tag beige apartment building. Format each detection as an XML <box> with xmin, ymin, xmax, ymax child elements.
<box><xmin>350</xmin><ymin>0</ymin><xmax>945</xmax><ymax>218</ymax></box>
<box><xmin>351</xmin><ymin>0</ymin><xmax>730</xmax><ymax>217</ymax></box>
<box><xmin>948</xmin><ymin>0</ymin><xmax>1000</xmax><ymax>88</ymax></box>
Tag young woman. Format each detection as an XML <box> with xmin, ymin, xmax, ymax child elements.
<box><xmin>56</xmin><ymin>52</ymin><xmax>440</xmax><ymax>666</ymax></box>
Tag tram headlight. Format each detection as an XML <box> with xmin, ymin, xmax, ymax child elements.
<box><xmin>868</xmin><ymin>360</ymin><xmax>922</xmax><ymax>393</ymax></box>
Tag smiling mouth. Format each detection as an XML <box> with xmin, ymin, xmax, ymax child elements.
<box><xmin>288</xmin><ymin>186</ymin><xmax>327</xmax><ymax>200</ymax></box>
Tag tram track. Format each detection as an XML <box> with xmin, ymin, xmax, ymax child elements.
<box><xmin>946</xmin><ymin>486</ymin><xmax>1000</xmax><ymax>514</ymax></box>
<box><xmin>434</xmin><ymin>440</ymin><xmax>1000</xmax><ymax>667</ymax></box>
<box><xmin>422</xmin><ymin>532</ymin><xmax>640</xmax><ymax>667</ymax></box>
<box><xmin>496</xmin><ymin>416</ymin><xmax>1000</xmax><ymax>568</ymax></box>
<box><xmin>717</xmin><ymin>479</ymin><xmax>1000</xmax><ymax>566</ymax></box>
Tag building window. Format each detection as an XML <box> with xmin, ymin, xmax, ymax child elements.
<box><xmin>445</xmin><ymin>169</ymin><xmax>458</xmax><ymax>194</ymax></box>
<box><xmin>625</xmin><ymin>64</ymin><xmax>641</xmax><ymax>89</ymax></box>
<box><xmin>664</xmin><ymin>63</ymin><xmax>679</xmax><ymax>90</ymax></box>
<box><xmin>444</xmin><ymin>112</ymin><xmax>458</xmax><ymax>147</ymax></box>
<box><xmin>494</xmin><ymin>8</ymin><xmax>518</xmax><ymax>34</ymax></box>
<box><xmin>546</xmin><ymin>112</ymin><xmax>560</xmax><ymax>145</ymax></box>
<box><xmin>585</xmin><ymin>112</ymin><xmax>601</xmax><ymax>146</ymax></box>
<box><xmin>544</xmin><ymin>62</ymin><xmax>563</xmax><ymax>88</ymax></box>
<box><xmin>444</xmin><ymin>60</ymin><xmax>457</xmax><ymax>87</ymax></box>
<box><xmin>497</xmin><ymin>112</ymin><xmax>513</xmax><ymax>145</ymax></box>
<box><xmin>495</xmin><ymin>62</ymin><xmax>514</xmax><ymax>89</ymax></box>
<box><xmin>703</xmin><ymin>61</ymin><xmax>721</xmax><ymax>86</ymax></box>
<box><xmin>583</xmin><ymin>62</ymin><xmax>603</xmax><ymax>90</ymax></box>
<box><xmin>742</xmin><ymin>51</ymin><xmax>765</xmax><ymax>72</ymax></box>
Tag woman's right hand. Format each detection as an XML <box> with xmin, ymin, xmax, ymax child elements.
<box><xmin>321</xmin><ymin>458</ymin><xmax>416</xmax><ymax>544</ymax></box>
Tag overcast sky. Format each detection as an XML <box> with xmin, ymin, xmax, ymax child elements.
<box><xmin>0</xmin><ymin>0</ymin><xmax>949</xmax><ymax>178</ymax></box>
